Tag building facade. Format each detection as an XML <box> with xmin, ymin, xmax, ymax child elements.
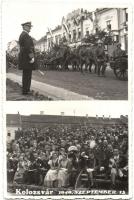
<box><xmin>118</xmin><ymin>8</ymin><xmax>128</xmax><ymax>51</ymax></box>
<box><xmin>46</xmin><ymin>25</ymin><xmax>62</xmax><ymax>51</ymax></box>
<box><xmin>36</xmin><ymin>8</ymin><xmax>128</xmax><ymax>52</ymax></box>
<box><xmin>7</xmin><ymin>114</ymin><xmax>126</xmax><ymax>130</ymax></box>
<box><xmin>61</xmin><ymin>9</ymin><xmax>93</xmax><ymax>46</ymax></box>
<box><xmin>35</xmin><ymin>36</ymin><xmax>47</xmax><ymax>52</ymax></box>
<box><xmin>6</xmin><ymin>114</ymin><xmax>21</xmax><ymax>143</ymax></box>
<box><xmin>94</xmin><ymin>8</ymin><xmax>128</xmax><ymax>51</ymax></box>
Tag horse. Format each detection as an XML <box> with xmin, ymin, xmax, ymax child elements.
<box><xmin>76</xmin><ymin>44</ymin><xmax>97</xmax><ymax>73</ymax></box>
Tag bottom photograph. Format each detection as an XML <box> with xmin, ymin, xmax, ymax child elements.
<box><xmin>6</xmin><ymin>102</ymin><xmax>128</xmax><ymax>197</ymax></box>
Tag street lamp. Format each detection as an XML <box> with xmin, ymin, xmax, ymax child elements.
<box><xmin>61</xmin><ymin>112</ymin><xmax>64</xmax><ymax>125</ymax></box>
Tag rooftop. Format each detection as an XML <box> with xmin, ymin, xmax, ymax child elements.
<box><xmin>6</xmin><ymin>114</ymin><xmax>21</xmax><ymax>126</ymax></box>
<box><xmin>7</xmin><ymin>114</ymin><xmax>127</xmax><ymax>128</ymax></box>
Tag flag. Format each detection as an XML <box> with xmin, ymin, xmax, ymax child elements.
<box><xmin>73</xmin><ymin>17</ymin><xmax>79</xmax><ymax>26</ymax></box>
<box><xmin>92</xmin><ymin>12</ymin><xmax>95</xmax><ymax>21</ymax></box>
<box><xmin>62</xmin><ymin>17</ymin><xmax>69</xmax><ymax>35</ymax></box>
<box><xmin>18</xmin><ymin>112</ymin><xmax>22</xmax><ymax>127</ymax></box>
<box><xmin>48</xmin><ymin>27</ymin><xmax>53</xmax><ymax>37</ymax></box>
<box><xmin>63</xmin><ymin>23</ymin><xmax>69</xmax><ymax>34</ymax></box>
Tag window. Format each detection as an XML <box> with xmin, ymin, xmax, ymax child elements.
<box><xmin>48</xmin><ymin>38</ymin><xmax>51</xmax><ymax>48</ymax></box>
<box><xmin>7</xmin><ymin>132</ymin><xmax>11</xmax><ymax>137</ymax></box>
<box><xmin>86</xmin><ymin>28</ymin><xmax>89</xmax><ymax>36</ymax></box>
<box><xmin>95</xmin><ymin>27</ymin><xmax>98</xmax><ymax>33</ymax></box>
<box><xmin>58</xmin><ymin>35</ymin><xmax>61</xmax><ymax>44</ymax></box>
<box><xmin>51</xmin><ymin>37</ymin><xmax>53</xmax><ymax>44</ymax></box>
<box><xmin>69</xmin><ymin>32</ymin><xmax>71</xmax><ymax>42</ymax></box>
<box><xmin>63</xmin><ymin>33</ymin><xmax>67</xmax><ymax>42</ymax></box>
<box><xmin>55</xmin><ymin>36</ymin><xmax>58</xmax><ymax>44</ymax></box>
<box><xmin>106</xmin><ymin>20</ymin><xmax>111</xmax><ymax>31</ymax></box>
<box><xmin>116</xmin><ymin>35</ymin><xmax>119</xmax><ymax>42</ymax></box>
<box><xmin>78</xmin><ymin>28</ymin><xmax>81</xmax><ymax>39</ymax></box>
<box><xmin>86</xmin><ymin>31</ymin><xmax>89</xmax><ymax>36</ymax></box>
<box><xmin>73</xmin><ymin>30</ymin><xmax>76</xmax><ymax>41</ymax></box>
<box><xmin>125</xmin><ymin>9</ymin><xmax>128</xmax><ymax>22</ymax></box>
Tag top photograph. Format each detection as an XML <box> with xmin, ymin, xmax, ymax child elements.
<box><xmin>4</xmin><ymin>1</ymin><xmax>128</xmax><ymax>100</ymax></box>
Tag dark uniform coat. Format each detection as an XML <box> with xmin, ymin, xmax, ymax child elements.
<box><xmin>95</xmin><ymin>46</ymin><xmax>106</xmax><ymax>75</ymax></box>
<box><xmin>95</xmin><ymin>46</ymin><xmax>106</xmax><ymax>60</ymax></box>
<box><xmin>18</xmin><ymin>31</ymin><xmax>38</xmax><ymax>70</ymax></box>
<box><xmin>18</xmin><ymin>31</ymin><xmax>38</xmax><ymax>94</ymax></box>
<box><xmin>112</xmin><ymin>48</ymin><xmax>126</xmax><ymax>60</ymax></box>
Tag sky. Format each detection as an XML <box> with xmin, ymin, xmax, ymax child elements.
<box><xmin>2</xmin><ymin>0</ymin><xmax>129</xmax><ymax>46</ymax></box>
<box><xmin>2</xmin><ymin>0</ymin><xmax>96</xmax><ymax>45</ymax></box>
<box><xmin>6</xmin><ymin>101</ymin><xmax>128</xmax><ymax>117</ymax></box>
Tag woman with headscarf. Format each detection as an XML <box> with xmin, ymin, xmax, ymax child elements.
<box><xmin>57</xmin><ymin>153</ymin><xmax>69</xmax><ymax>187</ymax></box>
<box><xmin>13</xmin><ymin>155</ymin><xmax>26</xmax><ymax>184</ymax></box>
<box><xmin>44</xmin><ymin>151</ymin><xmax>59</xmax><ymax>188</ymax></box>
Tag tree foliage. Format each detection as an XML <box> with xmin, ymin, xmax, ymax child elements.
<box><xmin>82</xmin><ymin>29</ymin><xmax>112</xmax><ymax>45</ymax></box>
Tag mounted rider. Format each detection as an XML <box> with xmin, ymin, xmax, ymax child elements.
<box><xmin>95</xmin><ymin>40</ymin><xmax>107</xmax><ymax>76</ymax></box>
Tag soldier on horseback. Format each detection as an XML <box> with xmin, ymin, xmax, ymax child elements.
<box><xmin>95</xmin><ymin>40</ymin><xmax>107</xmax><ymax>76</ymax></box>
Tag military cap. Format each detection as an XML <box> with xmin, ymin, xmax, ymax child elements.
<box><xmin>21</xmin><ymin>22</ymin><xmax>33</xmax><ymax>27</ymax></box>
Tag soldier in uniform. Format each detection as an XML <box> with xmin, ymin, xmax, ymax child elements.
<box><xmin>95</xmin><ymin>40</ymin><xmax>107</xmax><ymax>76</ymax></box>
<box><xmin>18</xmin><ymin>22</ymin><xmax>38</xmax><ymax>95</ymax></box>
<box><xmin>112</xmin><ymin>43</ymin><xmax>126</xmax><ymax>60</ymax></box>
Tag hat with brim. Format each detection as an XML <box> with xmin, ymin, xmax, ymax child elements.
<box><xmin>21</xmin><ymin>22</ymin><xmax>33</xmax><ymax>27</ymax></box>
<box><xmin>68</xmin><ymin>146</ymin><xmax>78</xmax><ymax>152</ymax></box>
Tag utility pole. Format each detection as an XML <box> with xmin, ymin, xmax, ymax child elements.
<box><xmin>18</xmin><ymin>111</ymin><xmax>22</xmax><ymax>128</ymax></box>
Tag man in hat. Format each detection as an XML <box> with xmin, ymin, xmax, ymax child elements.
<box><xmin>112</xmin><ymin>43</ymin><xmax>126</xmax><ymax>60</ymax></box>
<box><xmin>18</xmin><ymin>22</ymin><xmax>38</xmax><ymax>95</ymax></box>
<box><xmin>95</xmin><ymin>40</ymin><xmax>107</xmax><ymax>76</ymax></box>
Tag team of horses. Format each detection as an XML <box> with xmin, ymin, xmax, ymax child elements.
<box><xmin>6</xmin><ymin>44</ymin><xmax>128</xmax><ymax>81</ymax></box>
<box><xmin>36</xmin><ymin>43</ymin><xmax>107</xmax><ymax>73</ymax></box>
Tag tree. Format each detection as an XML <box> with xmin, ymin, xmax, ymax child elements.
<box><xmin>82</xmin><ymin>29</ymin><xmax>108</xmax><ymax>45</ymax></box>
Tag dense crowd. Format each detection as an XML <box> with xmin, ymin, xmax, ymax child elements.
<box><xmin>7</xmin><ymin>123</ymin><xmax>128</xmax><ymax>189</ymax></box>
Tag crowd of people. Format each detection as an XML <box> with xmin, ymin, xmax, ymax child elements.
<box><xmin>7</xmin><ymin>122</ymin><xmax>128</xmax><ymax>190</ymax></box>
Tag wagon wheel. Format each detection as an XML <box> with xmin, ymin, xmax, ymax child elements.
<box><xmin>39</xmin><ymin>60</ymin><xmax>44</xmax><ymax>70</ymax></box>
<box><xmin>114</xmin><ymin>67</ymin><xmax>128</xmax><ymax>81</ymax></box>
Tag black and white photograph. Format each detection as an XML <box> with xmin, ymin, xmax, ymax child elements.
<box><xmin>4</xmin><ymin>0</ymin><xmax>129</xmax><ymax>100</ymax></box>
<box><xmin>5</xmin><ymin>101</ymin><xmax>129</xmax><ymax>197</ymax></box>
<box><xmin>0</xmin><ymin>0</ymin><xmax>133</xmax><ymax>199</ymax></box>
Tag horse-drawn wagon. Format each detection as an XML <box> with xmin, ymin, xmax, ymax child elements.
<box><xmin>109</xmin><ymin>56</ymin><xmax>128</xmax><ymax>81</ymax></box>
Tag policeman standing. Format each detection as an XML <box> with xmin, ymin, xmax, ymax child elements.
<box><xmin>95</xmin><ymin>40</ymin><xmax>107</xmax><ymax>76</ymax></box>
<box><xmin>18</xmin><ymin>22</ymin><xmax>38</xmax><ymax>95</ymax></box>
